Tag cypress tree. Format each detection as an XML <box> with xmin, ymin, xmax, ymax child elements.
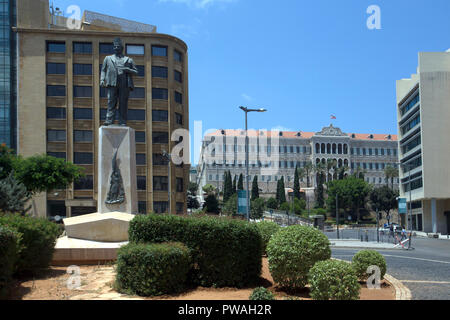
<box><xmin>316</xmin><ymin>173</ymin><xmax>325</xmax><ymax>208</ymax></box>
<box><xmin>238</xmin><ymin>173</ymin><xmax>244</xmax><ymax>191</ymax></box>
<box><xmin>251</xmin><ymin>175</ymin><xmax>259</xmax><ymax>201</ymax></box>
<box><xmin>223</xmin><ymin>171</ymin><xmax>233</xmax><ymax>203</ymax></box>
<box><xmin>294</xmin><ymin>165</ymin><xmax>301</xmax><ymax>200</ymax></box>
<box><xmin>279</xmin><ymin>177</ymin><xmax>286</xmax><ymax>204</ymax></box>
<box><xmin>232</xmin><ymin>175</ymin><xmax>237</xmax><ymax>195</ymax></box>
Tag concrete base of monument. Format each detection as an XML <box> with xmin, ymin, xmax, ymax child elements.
<box><xmin>52</xmin><ymin>236</ymin><xmax>128</xmax><ymax>266</ymax></box>
<box><xmin>63</xmin><ymin>212</ymin><xmax>135</xmax><ymax>243</ymax></box>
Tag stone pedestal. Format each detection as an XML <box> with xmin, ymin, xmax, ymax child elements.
<box><xmin>98</xmin><ymin>126</ymin><xmax>137</xmax><ymax>215</ymax></box>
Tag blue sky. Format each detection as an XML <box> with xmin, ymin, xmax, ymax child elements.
<box><xmin>54</xmin><ymin>0</ymin><xmax>449</xmax><ymax>163</ymax></box>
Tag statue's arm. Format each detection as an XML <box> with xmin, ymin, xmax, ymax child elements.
<box><xmin>125</xmin><ymin>58</ymin><xmax>139</xmax><ymax>75</ymax></box>
<box><xmin>100</xmin><ymin>57</ymin><xmax>108</xmax><ymax>86</ymax></box>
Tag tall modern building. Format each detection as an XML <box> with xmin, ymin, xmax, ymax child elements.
<box><xmin>0</xmin><ymin>0</ymin><xmax>17</xmax><ymax>149</ymax></box>
<box><xmin>13</xmin><ymin>0</ymin><xmax>190</xmax><ymax>218</ymax></box>
<box><xmin>196</xmin><ymin>125</ymin><xmax>399</xmax><ymax>203</ymax></box>
<box><xmin>396</xmin><ymin>49</ymin><xmax>450</xmax><ymax>235</ymax></box>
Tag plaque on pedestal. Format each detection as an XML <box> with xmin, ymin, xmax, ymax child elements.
<box><xmin>98</xmin><ymin>126</ymin><xmax>137</xmax><ymax>215</ymax></box>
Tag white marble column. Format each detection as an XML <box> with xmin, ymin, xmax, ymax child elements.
<box><xmin>98</xmin><ymin>126</ymin><xmax>138</xmax><ymax>215</ymax></box>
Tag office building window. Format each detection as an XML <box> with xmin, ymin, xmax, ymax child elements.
<box><xmin>153</xmin><ymin>132</ymin><xmax>169</xmax><ymax>144</ymax></box>
<box><xmin>99</xmin><ymin>43</ymin><xmax>114</xmax><ymax>54</ymax></box>
<box><xmin>73</xmin><ymin>63</ymin><xmax>92</xmax><ymax>75</ymax></box>
<box><xmin>46</xmin><ymin>63</ymin><xmax>65</xmax><ymax>75</ymax></box>
<box><xmin>47</xmin><ymin>152</ymin><xmax>66</xmax><ymax>160</ymax></box>
<box><xmin>47</xmin><ymin>85</ymin><xmax>66</xmax><ymax>97</ymax></box>
<box><xmin>47</xmin><ymin>107</ymin><xmax>66</xmax><ymax>119</ymax></box>
<box><xmin>174</xmin><ymin>50</ymin><xmax>183</xmax><ymax>62</ymax></box>
<box><xmin>74</xmin><ymin>152</ymin><xmax>93</xmax><ymax>165</ymax></box>
<box><xmin>73</xmin><ymin>42</ymin><xmax>92</xmax><ymax>54</ymax></box>
<box><xmin>152</xmin><ymin>45</ymin><xmax>167</xmax><ymax>57</ymax></box>
<box><xmin>74</xmin><ymin>176</ymin><xmax>93</xmax><ymax>190</ymax></box>
<box><xmin>47</xmin><ymin>130</ymin><xmax>66</xmax><ymax>142</ymax></box>
<box><xmin>175</xmin><ymin>113</ymin><xmax>183</xmax><ymax>125</ymax></box>
<box><xmin>176</xmin><ymin>178</ymin><xmax>184</xmax><ymax>193</ymax></box>
<box><xmin>174</xmin><ymin>70</ymin><xmax>182</xmax><ymax>83</ymax></box>
<box><xmin>152</xmin><ymin>88</ymin><xmax>168</xmax><ymax>100</ymax></box>
<box><xmin>138</xmin><ymin>201</ymin><xmax>147</xmax><ymax>215</ymax></box>
<box><xmin>47</xmin><ymin>42</ymin><xmax>65</xmax><ymax>53</ymax></box>
<box><xmin>100</xmin><ymin>86</ymin><xmax>107</xmax><ymax>98</ymax></box>
<box><xmin>126</xmin><ymin>44</ymin><xmax>144</xmax><ymax>55</ymax></box>
<box><xmin>74</xmin><ymin>130</ymin><xmax>93</xmax><ymax>143</ymax></box>
<box><xmin>152</xmin><ymin>110</ymin><xmax>168</xmax><ymax>122</ymax></box>
<box><xmin>153</xmin><ymin>153</ymin><xmax>167</xmax><ymax>165</ymax></box>
<box><xmin>175</xmin><ymin>91</ymin><xmax>182</xmax><ymax>104</ymax></box>
<box><xmin>153</xmin><ymin>176</ymin><xmax>169</xmax><ymax>191</ymax></box>
<box><xmin>74</xmin><ymin>86</ymin><xmax>92</xmax><ymax>98</ymax></box>
<box><xmin>128</xmin><ymin>109</ymin><xmax>146</xmax><ymax>121</ymax></box>
<box><xmin>136</xmin><ymin>154</ymin><xmax>146</xmax><ymax>165</ymax></box>
<box><xmin>176</xmin><ymin>202</ymin><xmax>184</xmax><ymax>214</ymax></box>
<box><xmin>74</xmin><ymin>108</ymin><xmax>93</xmax><ymax>120</ymax></box>
<box><xmin>137</xmin><ymin>176</ymin><xmax>146</xmax><ymax>190</ymax></box>
<box><xmin>136</xmin><ymin>65</ymin><xmax>145</xmax><ymax>77</ymax></box>
<box><xmin>135</xmin><ymin>131</ymin><xmax>146</xmax><ymax>143</ymax></box>
<box><xmin>129</xmin><ymin>87</ymin><xmax>145</xmax><ymax>99</ymax></box>
<box><xmin>153</xmin><ymin>202</ymin><xmax>168</xmax><ymax>214</ymax></box>
<box><xmin>152</xmin><ymin>66</ymin><xmax>168</xmax><ymax>78</ymax></box>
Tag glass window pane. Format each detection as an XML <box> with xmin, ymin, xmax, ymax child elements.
<box><xmin>126</xmin><ymin>44</ymin><xmax>145</xmax><ymax>55</ymax></box>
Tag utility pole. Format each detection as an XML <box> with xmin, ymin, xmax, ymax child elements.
<box><xmin>336</xmin><ymin>192</ymin><xmax>340</xmax><ymax>239</ymax></box>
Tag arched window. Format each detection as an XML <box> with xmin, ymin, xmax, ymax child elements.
<box><xmin>316</xmin><ymin>143</ymin><xmax>320</xmax><ymax>153</ymax></box>
<box><xmin>322</xmin><ymin>158</ymin><xmax>326</xmax><ymax>165</ymax></box>
<box><xmin>344</xmin><ymin>159</ymin><xmax>349</xmax><ymax>167</ymax></box>
<box><xmin>332</xmin><ymin>144</ymin><xmax>337</xmax><ymax>154</ymax></box>
<box><xmin>338</xmin><ymin>159</ymin><xmax>343</xmax><ymax>168</ymax></box>
<box><xmin>327</xmin><ymin>144</ymin><xmax>331</xmax><ymax>154</ymax></box>
<box><xmin>321</xmin><ymin>143</ymin><xmax>326</xmax><ymax>154</ymax></box>
<box><xmin>338</xmin><ymin>144</ymin><xmax>343</xmax><ymax>155</ymax></box>
<box><xmin>344</xmin><ymin>144</ymin><xmax>348</xmax><ymax>155</ymax></box>
<box><xmin>316</xmin><ymin>158</ymin><xmax>321</xmax><ymax>164</ymax></box>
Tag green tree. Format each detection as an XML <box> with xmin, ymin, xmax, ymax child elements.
<box><xmin>0</xmin><ymin>143</ymin><xmax>15</xmax><ymax>180</ymax></box>
<box><xmin>187</xmin><ymin>182</ymin><xmax>200</xmax><ymax>210</ymax></box>
<box><xmin>14</xmin><ymin>155</ymin><xmax>84</xmax><ymax>194</ymax></box>
<box><xmin>384</xmin><ymin>165</ymin><xmax>399</xmax><ymax>190</ymax></box>
<box><xmin>293</xmin><ymin>198</ymin><xmax>306</xmax><ymax>216</ymax></box>
<box><xmin>293</xmin><ymin>165</ymin><xmax>301</xmax><ymax>200</ymax></box>
<box><xmin>250</xmin><ymin>198</ymin><xmax>266</xmax><ymax>220</ymax></box>
<box><xmin>223</xmin><ymin>193</ymin><xmax>238</xmax><ymax>216</ymax></box>
<box><xmin>0</xmin><ymin>172</ymin><xmax>32</xmax><ymax>215</ymax></box>
<box><xmin>203</xmin><ymin>194</ymin><xmax>220</xmax><ymax>214</ymax></box>
<box><xmin>266</xmin><ymin>197</ymin><xmax>278</xmax><ymax>210</ymax></box>
<box><xmin>369</xmin><ymin>186</ymin><xmax>399</xmax><ymax>224</ymax></box>
<box><xmin>326</xmin><ymin>159</ymin><xmax>337</xmax><ymax>182</ymax></box>
<box><xmin>304</xmin><ymin>161</ymin><xmax>314</xmax><ymax>188</ymax></box>
<box><xmin>276</xmin><ymin>177</ymin><xmax>286</xmax><ymax>206</ymax></box>
<box><xmin>327</xmin><ymin>177</ymin><xmax>372</xmax><ymax>223</ymax></box>
<box><xmin>223</xmin><ymin>171</ymin><xmax>233</xmax><ymax>203</ymax></box>
<box><xmin>338</xmin><ymin>166</ymin><xmax>349</xmax><ymax>180</ymax></box>
<box><xmin>352</xmin><ymin>166</ymin><xmax>366</xmax><ymax>180</ymax></box>
<box><xmin>251</xmin><ymin>176</ymin><xmax>260</xmax><ymax>201</ymax></box>
<box><xmin>238</xmin><ymin>173</ymin><xmax>244</xmax><ymax>191</ymax></box>
<box><xmin>315</xmin><ymin>162</ymin><xmax>326</xmax><ymax>208</ymax></box>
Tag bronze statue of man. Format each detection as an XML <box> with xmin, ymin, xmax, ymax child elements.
<box><xmin>100</xmin><ymin>38</ymin><xmax>138</xmax><ymax>126</ymax></box>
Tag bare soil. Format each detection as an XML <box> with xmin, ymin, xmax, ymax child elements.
<box><xmin>7</xmin><ymin>258</ymin><xmax>395</xmax><ymax>301</ymax></box>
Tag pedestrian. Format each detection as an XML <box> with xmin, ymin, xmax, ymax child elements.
<box><xmin>401</xmin><ymin>226</ymin><xmax>407</xmax><ymax>241</ymax></box>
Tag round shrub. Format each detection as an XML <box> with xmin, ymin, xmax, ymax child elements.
<box><xmin>116</xmin><ymin>242</ymin><xmax>191</xmax><ymax>297</ymax></box>
<box><xmin>308</xmin><ymin>259</ymin><xmax>360</xmax><ymax>300</ymax></box>
<box><xmin>267</xmin><ymin>225</ymin><xmax>331</xmax><ymax>289</ymax></box>
<box><xmin>0</xmin><ymin>225</ymin><xmax>21</xmax><ymax>298</ymax></box>
<box><xmin>0</xmin><ymin>214</ymin><xmax>61</xmax><ymax>274</ymax></box>
<box><xmin>249</xmin><ymin>287</ymin><xmax>275</xmax><ymax>301</ymax></box>
<box><xmin>352</xmin><ymin>250</ymin><xmax>387</xmax><ymax>281</ymax></box>
<box><xmin>129</xmin><ymin>214</ymin><xmax>262</xmax><ymax>288</ymax></box>
<box><xmin>255</xmin><ymin>221</ymin><xmax>280</xmax><ymax>255</ymax></box>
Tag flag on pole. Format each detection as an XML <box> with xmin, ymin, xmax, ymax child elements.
<box><xmin>331</xmin><ymin>115</ymin><xmax>337</xmax><ymax>120</ymax></box>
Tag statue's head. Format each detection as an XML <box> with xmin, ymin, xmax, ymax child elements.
<box><xmin>113</xmin><ymin>38</ymin><xmax>124</xmax><ymax>55</ymax></box>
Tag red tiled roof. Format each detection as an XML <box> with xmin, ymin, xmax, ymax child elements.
<box><xmin>206</xmin><ymin>130</ymin><xmax>397</xmax><ymax>142</ymax></box>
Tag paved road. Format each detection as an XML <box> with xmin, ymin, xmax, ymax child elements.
<box><xmin>330</xmin><ymin>237</ymin><xmax>450</xmax><ymax>300</ymax></box>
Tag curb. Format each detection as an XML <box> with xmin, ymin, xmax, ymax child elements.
<box><xmin>384</xmin><ymin>274</ymin><xmax>412</xmax><ymax>300</ymax></box>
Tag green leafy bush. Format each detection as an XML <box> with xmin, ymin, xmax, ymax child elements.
<box><xmin>116</xmin><ymin>242</ymin><xmax>191</xmax><ymax>297</ymax></box>
<box><xmin>308</xmin><ymin>259</ymin><xmax>360</xmax><ymax>300</ymax></box>
<box><xmin>0</xmin><ymin>215</ymin><xmax>61</xmax><ymax>274</ymax></box>
<box><xmin>249</xmin><ymin>287</ymin><xmax>275</xmax><ymax>300</ymax></box>
<box><xmin>0</xmin><ymin>225</ymin><xmax>21</xmax><ymax>298</ymax></box>
<box><xmin>352</xmin><ymin>250</ymin><xmax>387</xmax><ymax>281</ymax></box>
<box><xmin>255</xmin><ymin>221</ymin><xmax>280</xmax><ymax>255</ymax></box>
<box><xmin>267</xmin><ymin>225</ymin><xmax>331</xmax><ymax>289</ymax></box>
<box><xmin>129</xmin><ymin>214</ymin><xmax>262</xmax><ymax>288</ymax></box>
<box><xmin>251</xmin><ymin>198</ymin><xmax>266</xmax><ymax>220</ymax></box>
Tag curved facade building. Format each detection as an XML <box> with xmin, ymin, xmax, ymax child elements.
<box><xmin>15</xmin><ymin>0</ymin><xmax>189</xmax><ymax>217</ymax></box>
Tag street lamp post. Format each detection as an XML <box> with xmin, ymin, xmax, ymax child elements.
<box><xmin>399</xmin><ymin>161</ymin><xmax>414</xmax><ymax>250</ymax></box>
<box><xmin>239</xmin><ymin>106</ymin><xmax>267</xmax><ymax>221</ymax></box>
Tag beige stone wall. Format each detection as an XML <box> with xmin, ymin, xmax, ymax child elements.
<box><xmin>17</xmin><ymin>28</ymin><xmax>189</xmax><ymax>216</ymax></box>
<box><xmin>16</xmin><ymin>0</ymin><xmax>49</xmax><ymax>29</ymax></box>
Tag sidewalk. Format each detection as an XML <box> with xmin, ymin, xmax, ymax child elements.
<box><xmin>330</xmin><ymin>239</ymin><xmax>401</xmax><ymax>250</ymax></box>
<box><xmin>414</xmin><ymin>231</ymin><xmax>450</xmax><ymax>240</ymax></box>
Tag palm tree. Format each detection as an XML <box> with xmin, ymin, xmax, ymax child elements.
<box><xmin>326</xmin><ymin>159</ymin><xmax>337</xmax><ymax>182</ymax></box>
<box><xmin>297</xmin><ymin>167</ymin><xmax>306</xmax><ymax>188</ymax></box>
<box><xmin>384</xmin><ymin>165</ymin><xmax>399</xmax><ymax>190</ymax></box>
<box><xmin>304</xmin><ymin>161</ymin><xmax>314</xmax><ymax>188</ymax></box>
<box><xmin>353</xmin><ymin>166</ymin><xmax>366</xmax><ymax>180</ymax></box>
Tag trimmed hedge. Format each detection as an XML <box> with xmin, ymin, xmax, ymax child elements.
<box><xmin>0</xmin><ymin>215</ymin><xmax>61</xmax><ymax>274</ymax></box>
<box><xmin>249</xmin><ymin>287</ymin><xmax>275</xmax><ymax>301</ymax></box>
<box><xmin>267</xmin><ymin>225</ymin><xmax>331</xmax><ymax>289</ymax></box>
<box><xmin>352</xmin><ymin>250</ymin><xmax>387</xmax><ymax>281</ymax></box>
<box><xmin>129</xmin><ymin>214</ymin><xmax>263</xmax><ymax>288</ymax></box>
<box><xmin>116</xmin><ymin>242</ymin><xmax>191</xmax><ymax>297</ymax></box>
<box><xmin>0</xmin><ymin>225</ymin><xmax>21</xmax><ymax>298</ymax></box>
<box><xmin>255</xmin><ymin>221</ymin><xmax>280</xmax><ymax>255</ymax></box>
<box><xmin>308</xmin><ymin>260</ymin><xmax>360</xmax><ymax>300</ymax></box>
